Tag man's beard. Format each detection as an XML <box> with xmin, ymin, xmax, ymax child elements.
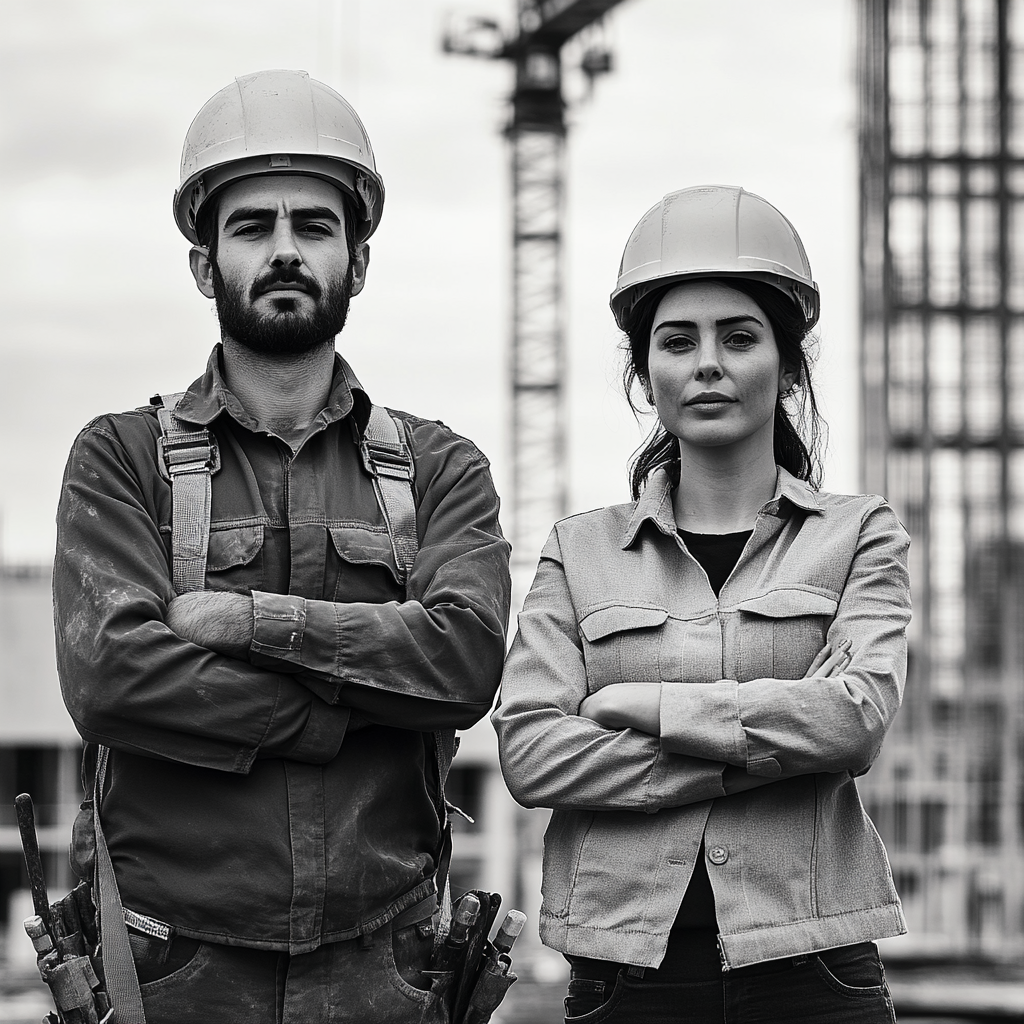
<box><xmin>212</xmin><ymin>261</ymin><xmax>354</xmax><ymax>356</ymax></box>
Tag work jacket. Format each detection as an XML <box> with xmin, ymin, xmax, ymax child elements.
<box><xmin>54</xmin><ymin>346</ymin><xmax>511</xmax><ymax>953</ymax></box>
<box><xmin>492</xmin><ymin>466</ymin><xmax>910</xmax><ymax>970</ymax></box>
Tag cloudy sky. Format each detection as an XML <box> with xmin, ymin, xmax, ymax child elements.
<box><xmin>0</xmin><ymin>0</ymin><xmax>859</xmax><ymax>565</ymax></box>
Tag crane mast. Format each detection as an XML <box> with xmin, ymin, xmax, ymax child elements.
<box><xmin>446</xmin><ymin>0</ymin><xmax>624</xmax><ymax>598</ymax></box>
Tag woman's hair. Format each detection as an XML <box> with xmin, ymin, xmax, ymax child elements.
<box><xmin>621</xmin><ymin>277</ymin><xmax>825</xmax><ymax>500</ymax></box>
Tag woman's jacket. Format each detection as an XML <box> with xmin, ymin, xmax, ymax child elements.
<box><xmin>492</xmin><ymin>467</ymin><xmax>911</xmax><ymax>970</ymax></box>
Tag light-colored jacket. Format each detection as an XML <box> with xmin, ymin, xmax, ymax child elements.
<box><xmin>492</xmin><ymin>467</ymin><xmax>911</xmax><ymax>970</ymax></box>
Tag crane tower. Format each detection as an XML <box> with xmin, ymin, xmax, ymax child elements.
<box><xmin>445</xmin><ymin>0</ymin><xmax>626</xmax><ymax>596</ymax></box>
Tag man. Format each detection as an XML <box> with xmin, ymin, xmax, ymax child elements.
<box><xmin>53</xmin><ymin>70</ymin><xmax>511</xmax><ymax>1024</ymax></box>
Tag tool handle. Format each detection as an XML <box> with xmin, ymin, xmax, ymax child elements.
<box><xmin>15</xmin><ymin>794</ymin><xmax>54</xmax><ymax>936</ymax></box>
<box><xmin>491</xmin><ymin>909</ymin><xmax>527</xmax><ymax>954</ymax></box>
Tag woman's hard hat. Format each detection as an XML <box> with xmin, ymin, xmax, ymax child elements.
<box><xmin>610</xmin><ymin>186</ymin><xmax>820</xmax><ymax>331</ymax></box>
<box><xmin>173</xmin><ymin>70</ymin><xmax>384</xmax><ymax>245</ymax></box>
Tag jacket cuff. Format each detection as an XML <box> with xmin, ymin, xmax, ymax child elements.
<box><xmin>250</xmin><ymin>592</ymin><xmax>307</xmax><ymax>659</ymax></box>
<box><xmin>659</xmin><ymin>680</ymin><xmax>746</xmax><ymax>765</ymax></box>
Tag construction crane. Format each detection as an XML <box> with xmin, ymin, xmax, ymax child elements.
<box><xmin>444</xmin><ymin>0</ymin><xmax>627</xmax><ymax>600</ymax></box>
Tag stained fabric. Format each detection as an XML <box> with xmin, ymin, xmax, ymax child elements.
<box><xmin>54</xmin><ymin>345</ymin><xmax>511</xmax><ymax>952</ymax></box>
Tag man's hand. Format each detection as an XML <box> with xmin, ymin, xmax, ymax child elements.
<box><xmin>166</xmin><ymin>592</ymin><xmax>254</xmax><ymax>660</ymax></box>
<box><xmin>579</xmin><ymin>683</ymin><xmax>662</xmax><ymax>736</ymax></box>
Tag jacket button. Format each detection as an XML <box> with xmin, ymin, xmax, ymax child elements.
<box><xmin>707</xmin><ymin>845</ymin><xmax>729</xmax><ymax>865</ymax></box>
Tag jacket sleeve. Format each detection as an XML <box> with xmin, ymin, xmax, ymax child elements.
<box><xmin>659</xmin><ymin>503</ymin><xmax>911</xmax><ymax>778</ymax></box>
<box><xmin>245</xmin><ymin>444</ymin><xmax>512</xmax><ymax>732</ymax></box>
<box><xmin>492</xmin><ymin>532</ymin><xmax>746</xmax><ymax>813</ymax></box>
<box><xmin>55</xmin><ymin>421</ymin><xmax>351</xmax><ymax>774</ymax></box>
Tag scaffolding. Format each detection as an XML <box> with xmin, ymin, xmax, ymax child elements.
<box><xmin>859</xmin><ymin>0</ymin><xmax>1024</xmax><ymax>955</ymax></box>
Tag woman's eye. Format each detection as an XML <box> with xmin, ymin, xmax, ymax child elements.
<box><xmin>726</xmin><ymin>332</ymin><xmax>756</xmax><ymax>347</ymax></box>
<box><xmin>660</xmin><ymin>334</ymin><xmax>696</xmax><ymax>351</ymax></box>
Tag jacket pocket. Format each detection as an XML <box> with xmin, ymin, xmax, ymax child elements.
<box><xmin>328</xmin><ymin>525</ymin><xmax>403</xmax><ymax>603</ymax></box>
<box><xmin>204</xmin><ymin>525</ymin><xmax>264</xmax><ymax>592</ymax></box>
<box><xmin>578</xmin><ymin>605</ymin><xmax>668</xmax><ymax>688</ymax></box>
<box><xmin>541</xmin><ymin>810</ymin><xmax>594</xmax><ymax>919</ymax></box>
<box><xmin>735</xmin><ymin>589</ymin><xmax>838</xmax><ymax>680</ymax></box>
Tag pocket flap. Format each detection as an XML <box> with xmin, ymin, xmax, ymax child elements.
<box><xmin>329</xmin><ymin>526</ymin><xmax>399</xmax><ymax>582</ymax></box>
<box><xmin>737</xmin><ymin>589</ymin><xmax>838</xmax><ymax>619</ymax></box>
<box><xmin>579</xmin><ymin>605</ymin><xmax>668</xmax><ymax>642</ymax></box>
<box><xmin>206</xmin><ymin>525</ymin><xmax>263</xmax><ymax>571</ymax></box>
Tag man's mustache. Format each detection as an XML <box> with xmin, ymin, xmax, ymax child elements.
<box><xmin>249</xmin><ymin>267</ymin><xmax>323</xmax><ymax>302</ymax></box>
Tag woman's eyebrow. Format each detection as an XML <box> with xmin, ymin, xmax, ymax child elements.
<box><xmin>653</xmin><ymin>315</ymin><xmax>764</xmax><ymax>330</ymax></box>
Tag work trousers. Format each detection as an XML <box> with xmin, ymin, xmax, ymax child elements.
<box><xmin>564</xmin><ymin>929</ymin><xmax>896</xmax><ymax>1024</ymax></box>
<box><xmin>130</xmin><ymin>916</ymin><xmax>445</xmax><ymax>1024</ymax></box>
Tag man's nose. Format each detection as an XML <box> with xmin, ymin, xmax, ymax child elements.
<box><xmin>269</xmin><ymin>221</ymin><xmax>302</xmax><ymax>268</ymax></box>
<box><xmin>694</xmin><ymin>337</ymin><xmax>724</xmax><ymax>382</ymax></box>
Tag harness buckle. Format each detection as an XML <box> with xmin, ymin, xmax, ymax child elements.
<box><xmin>157</xmin><ymin>434</ymin><xmax>221</xmax><ymax>482</ymax></box>
<box><xmin>359</xmin><ymin>438</ymin><xmax>414</xmax><ymax>482</ymax></box>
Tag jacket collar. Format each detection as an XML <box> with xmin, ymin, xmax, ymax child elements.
<box><xmin>622</xmin><ymin>463</ymin><xmax>823</xmax><ymax>549</ymax></box>
<box><xmin>167</xmin><ymin>344</ymin><xmax>372</xmax><ymax>436</ymax></box>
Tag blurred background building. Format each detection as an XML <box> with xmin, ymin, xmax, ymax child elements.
<box><xmin>13</xmin><ymin>0</ymin><xmax>1024</xmax><ymax>1017</ymax></box>
<box><xmin>858</xmin><ymin>0</ymin><xmax>1024</xmax><ymax>958</ymax></box>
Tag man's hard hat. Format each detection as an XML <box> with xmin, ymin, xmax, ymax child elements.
<box><xmin>610</xmin><ymin>186</ymin><xmax>820</xmax><ymax>331</ymax></box>
<box><xmin>173</xmin><ymin>70</ymin><xmax>384</xmax><ymax>245</ymax></box>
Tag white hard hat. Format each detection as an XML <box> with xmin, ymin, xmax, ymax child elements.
<box><xmin>173</xmin><ymin>70</ymin><xmax>384</xmax><ymax>245</ymax></box>
<box><xmin>610</xmin><ymin>186</ymin><xmax>820</xmax><ymax>331</ymax></box>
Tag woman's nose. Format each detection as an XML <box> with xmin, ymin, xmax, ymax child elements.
<box><xmin>694</xmin><ymin>339</ymin><xmax>723</xmax><ymax>382</ymax></box>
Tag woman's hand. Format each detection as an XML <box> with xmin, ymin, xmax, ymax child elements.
<box><xmin>804</xmin><ymin>639</ymin><xmax>852</xmax><ymax>678</ymax></box>
<box><xmin>579</xmin><ymin>683</ymin><xmax>662</xmax><ymax>736</ymax></box>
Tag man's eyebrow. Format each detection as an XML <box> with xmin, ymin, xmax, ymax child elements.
<box><xmin>222</xmin><ymin>206</ymin><xmax>343</xmax><ymax>229</ymax></box>
<box><xmin>653</xmin><ymin>315</ymin><xmax>764</xmax><ymax>330</ymax></box>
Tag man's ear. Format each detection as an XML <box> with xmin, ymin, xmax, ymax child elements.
<box><xmin>349</xmin><ymin>243</ymin><xmax>370</xmax><ymax>297</ymax></box>
<box><xmin>189</xmin><ymin>246</ymin><xmax>216</xmax><ymax>299</ymax></box>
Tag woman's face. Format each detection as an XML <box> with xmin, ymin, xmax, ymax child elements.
<box><xmin>647</xmin><ymin>280</ymin><xmax>796</xmax><ymax>456</ymax></box>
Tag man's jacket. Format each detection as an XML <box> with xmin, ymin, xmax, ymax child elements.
<box><xmin>54</xmin><ymin>347</ymin><xmax>511</xmax><ymax>953</ymax></box>
<box><xmin>493</xmin><ymin>467</ymin><xmax>910</xmax><ymax>969</ymax></box>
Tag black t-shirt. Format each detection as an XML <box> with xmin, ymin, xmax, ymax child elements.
<box><xmin>672</xmin><ymin>529</ymin><xmax>752</xmax><ymax>930</ymax></box>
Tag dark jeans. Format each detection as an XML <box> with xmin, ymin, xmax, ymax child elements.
<box><xmin>128</xmin><ymin>917</ymin><xmax>445</xmax><ymax>1024</ymax></box>
<box><xmin>564</xmin><ymin>930</ymin><xmax>896</xmax><ymax>1024</ymax></box>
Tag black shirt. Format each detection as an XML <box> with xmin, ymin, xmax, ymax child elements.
<box><xmin>672</xmin><ymin>529</ymin><xmax>752</xmax><ymax>930</ymax></box>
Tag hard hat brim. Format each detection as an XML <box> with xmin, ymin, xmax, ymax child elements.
<box><xmin>173</xmin><ymin>154</ymin><xmax>383</xmax><ymax>246</ymax></box>
<box><xmin>610</xmin><ymin>269</ymin><xmax>820</xmax><ymax>332</ymax></box>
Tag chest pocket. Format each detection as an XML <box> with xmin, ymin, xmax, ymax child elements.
<box><xmin>735</xmin><ymin>589</ymin><xmax>838</xmax><ymax>681</ymax></box>
<box><xmin>328</xmin><ymin>526</ymin><xmax>404</xmax><ymax>604</ymax></box>
<box><xmin>204</xmin><ymin>525</ymin><xmax>264</xmax><ymax>593</ymax></box>
<box><xmin>578</xmin><ymin>606</ymin><xmax>668</xmax><ymax>689</ymax></box>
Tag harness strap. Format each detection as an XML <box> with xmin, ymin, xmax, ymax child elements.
<box><xmin>156</xmin><ymin>393</ymin><xmax>219</xmax><ymax>595</ymax></box>
<box><xmin>93</xmin><ymin>746</ymin><xmax>146</xmax><ymax>1024</ymax></box>
<box><xmin>358</xmin><ymin>405</ymin><xmax>418</xmax><ymax>586</ymax></box>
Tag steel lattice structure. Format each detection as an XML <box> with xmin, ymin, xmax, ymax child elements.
<box><xmin>858</xmin><ymin>0</ymin><xmax>1024</xmax><ymax>956</ymax></box>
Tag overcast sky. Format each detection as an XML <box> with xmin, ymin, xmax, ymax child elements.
<box><xmin>0</xmin><ymin>0</ymin><xmax>859</xmax><ymax>566</ymax></box>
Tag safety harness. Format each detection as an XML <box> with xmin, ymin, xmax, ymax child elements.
<box><xmin>91</xmin><ymin>389</ymin><xmax>450</xmax><ymax>1024</ymax></box>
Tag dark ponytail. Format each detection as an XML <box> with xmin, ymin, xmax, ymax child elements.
<box><xmin>621</xmin><ymin>278</ymin><xmax>825</xmax><ymax>501</ymax></box>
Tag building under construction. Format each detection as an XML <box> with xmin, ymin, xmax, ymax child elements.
<box><xmin>858</xmin><ymin>0</ymin><xmax>1024</xmax><ymax>956</ymax></box>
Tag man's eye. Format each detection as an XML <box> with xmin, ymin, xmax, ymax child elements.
<box><xmin>234</xmin><ymin>224</ymin><xmax>267</xmax><ymax>236</ymax></box>
<box><xmin>300</xmin><ymin>223</ymin><xmax>332</xmax><ymax>236</ymax></box>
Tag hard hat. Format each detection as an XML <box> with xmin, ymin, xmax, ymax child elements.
<box><xmin>610</xmin><ymin>186</ymin><xmax>820</xmax><ymax>331</ymax></box>
<box><xmin>173</xmin><ymin>70</ymin><xmax>384</xmax><ymax>245</ymax></box>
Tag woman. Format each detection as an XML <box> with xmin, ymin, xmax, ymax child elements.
<box><xmin>492</xmin><ymin>186</ymin><xmax>910</xmax><ymax>1023</ymax></box>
